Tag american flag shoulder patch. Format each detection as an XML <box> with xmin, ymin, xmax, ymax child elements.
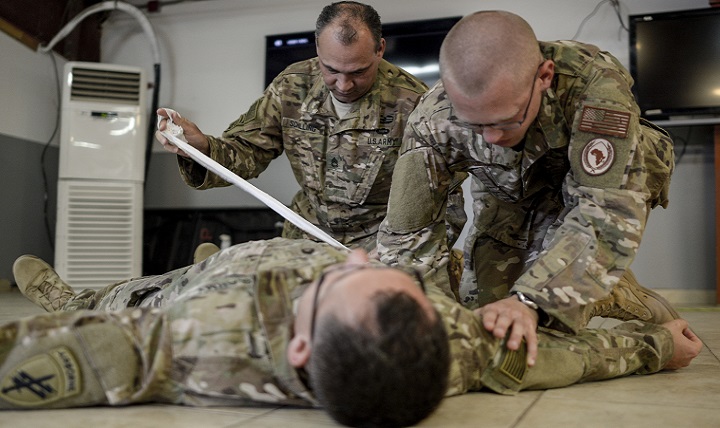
<box><xmin>578</xmin><ymin>106</ymin><xmax>631</xmax><ymax>138</ymax></box>
<box><xmin>499</xmin><ymin>345</ymin><xmax>527</xmax><ymax>384</ymax></box>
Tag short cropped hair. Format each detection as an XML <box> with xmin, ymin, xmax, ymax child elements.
<box><xmin>309</xmin><ymin>290</ymin><xmax>450</xmax><ymax>427</ymax></box>
<box><xmin>316</xmin><ymin>1</ymin><xmax>383</xmax><ymax>52</ymax></box>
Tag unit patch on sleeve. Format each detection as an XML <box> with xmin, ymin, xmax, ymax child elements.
<box><xmin>1</xmin><ymin>347</ymin><xmax>81</xmax><ymax>406</ymax></box>
<box><xmin>571</xmin><ymin>102</ymin><xmax>636</xmax><ymax>188</ymax></box>
<box><xmin>578</xmin><ymin>106</ymin><xmax>631</xmax><ymax>138</ymax></box>
<box><xmin>581</xmin><ymin>138</ymin><xmax>615</xmax><ymax>176</ymax></box>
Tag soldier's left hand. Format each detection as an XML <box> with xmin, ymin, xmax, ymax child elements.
<box><xmin>473</xmin><ymin>296</ymin><xmax>539</xmax><ymax>366</ymax></box>
<box><xmin>662</xmin><ymin>319</ymin><xmax>702</xmax><ymax>370</ymax></box>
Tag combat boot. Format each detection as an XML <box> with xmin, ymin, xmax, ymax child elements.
<box><xmin>193</xmin><ymin>242</ymin><xmax>220</xmax><ymax>264</ymax></box>
<box><xmin>13</xmin><ymin>255</ymin><xmax>75</xmax><ymax>312</ymax></box>
<box><xmin>588</xmin><ymin>269</ymin><xmax>679</xmax><ymax>324</ymax></box>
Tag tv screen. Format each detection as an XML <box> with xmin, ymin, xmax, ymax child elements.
<box><xmin>629</xmin><ymin>7</ymin><xmax>720</xmax><ymax>120</ymax></box>
<box><xmin>264</xmin><ymin>16</ymin><xmax>461</xmax><ymax>89</ymax></box>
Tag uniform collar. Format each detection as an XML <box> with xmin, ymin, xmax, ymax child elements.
<box><xmin>533</xmin><ymin>86</ymin><xmax>569</xmax><ymax>150</ymax></box>
<box><xmin>254</xmin><ymin>269</ymin><xmax>318</xmax><ymax>405</ymax></box>
<box><xmin>302</xmin><ymin>59</ymin><xmax>391</xmax><ymax>129</ymax></box>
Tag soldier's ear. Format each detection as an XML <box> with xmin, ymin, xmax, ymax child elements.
<box><xmin>538</xmin><ymin>60</ymin><xmax>554</xmax><ymax>91</ymax></box>
<box><xmin>287</xmin><ymin>335</ymin><xmax>312</xmax><ymax>368</ymax></box>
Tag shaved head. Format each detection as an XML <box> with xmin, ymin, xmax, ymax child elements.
<box><xmin>440</xmin><ymin>11</ymin><xmax>542</xmax><ymax>97</ymax></box>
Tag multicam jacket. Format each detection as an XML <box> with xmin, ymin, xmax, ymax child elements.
<box><xmin>0</xmin><ymin>239</ymin><xmax>673</xmax><ymax>409</ymax></box>
<box><xmin>177</xmin><ymin>58</ymin><xmax>466</xmax><ymax>251</ymax></box>
<box><xmin>378</xmin><ymin>41</ymin><xmax>675</xmax><ymax>333</ymax></box>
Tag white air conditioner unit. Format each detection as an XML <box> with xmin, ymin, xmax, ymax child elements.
<box><xmin>55</xmin><ymin>62</ymin><xmax>146</xmax><ymax>289</ymax></box>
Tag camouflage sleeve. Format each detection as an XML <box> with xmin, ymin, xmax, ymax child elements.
<box><xmin>426</xmin><ymin>285</ymin><xmax>501</xmax><ymax>397</ymax></box>
<box><xmin>429</xmin><ymin>284</ymin><xmax>673</xmax><ymax>397</ymax></box>
<box><xmin>0</xmin><ymin>309</ymin><xmax>175</xmax><ymax>409</ymax></box>
<box><xmin>179</xmin><ymin>84</ymin><xmax>285</xmax><ymax>189</ymax></box>
<box><xmin>512</xmin><ymin>58</ymin><xmax>674</xmax><ymax>333</ymax></box>
<box><xmin>520</xmin><ymin>320</ymin><xmax>673</xmax><ymax>391</ymax></box>
<box><xmin>377</xmin><ymin>117</ymin><xmax>456</xmax><ymax>292</ymax></box>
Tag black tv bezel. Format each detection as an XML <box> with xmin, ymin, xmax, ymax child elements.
<box><xmin>264</xmin><ymin>16</ymin><xmax>461</xmax><ymax>89</ymax></box>
<box><xmin>629</xmin><ymin>7</ymin><xmax>720</xmax><ymax>120</ymax></box>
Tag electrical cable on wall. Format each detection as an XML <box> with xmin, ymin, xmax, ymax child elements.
<box><xmin>40</xmin><ymin>52</ymin><xmax>63</xmax><ymax>250</ymax></box>
<box><xmin>39</xmin><ymin>0</ymin><xmax>162</xmax><ymax>185</ymax></box>
<box><xmin>572</xmin><ymin>0</ymin><xmax>628</xmax><ymax>41</ymax></box>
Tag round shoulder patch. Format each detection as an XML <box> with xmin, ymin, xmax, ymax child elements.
<box><xmin>0</xmin><ymin>347</ymin><xmax>81</xmax><ymax>406</ymax></box>
<box><xmin>581</xmin><ymin>138</ymin><xmax>615</xmax><ymax>176</ymax></box>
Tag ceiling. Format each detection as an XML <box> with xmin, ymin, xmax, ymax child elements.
<box><xmin>0</xmin><ymin>0</ymin><xmax>318</xmax><ymax>60</ymax></box>
<box><xmin>0</xmin><ymin>0</ymin><xmax>102</xmax><ymax>60</ymax></box>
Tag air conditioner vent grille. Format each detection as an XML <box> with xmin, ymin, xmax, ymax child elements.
<box><xmin>59</xmin><ymin>182</ymin><xmax>141</xmax><ymax>288</ymax></box>
<box><xmin>69</xmin><ymin>67</ymin><xmax>142</xmax><ymax>105</ymax></box>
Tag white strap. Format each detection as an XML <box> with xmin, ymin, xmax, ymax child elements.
<box><xmin>157</xmin><ymin>111</ymin><xmax>349</xmax><ymax>251</ymax></box>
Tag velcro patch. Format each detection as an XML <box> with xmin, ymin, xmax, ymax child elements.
<box><xmin>578</xmin><ymin>106</ymin><xmax>630</xmax><ymax>138</ymax></box>
<box><xmin>361</xmin><ymin>135</ymin><xmax>401</xmax><ymax>147</ymax></box>
<box><xmin>282</xmin><ymin>117</ymin><xmax>323</xmax><ymax>134</ymax></box>
<box><xmin>238</xmin><ymin>98</ymin><xmax>261</xmax><ymax>124</ymax></box>
<box><xmin>1</xmin><ymin>347</ymin><xmax>81</xmax><ymax>406</ymax></box>
<box><xmin>581</xmin><ymin>138</ymin><xmax>615</xmax><ymax>176</ymax></box>
<box><xmin>499</xmin><ymin>346</ymin><xmax>528</xmax><ymax>384</ymax></box>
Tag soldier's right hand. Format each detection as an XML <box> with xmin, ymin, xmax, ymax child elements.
<box><xmin>473</xmin><ymin>296</ymin><xmax>539</xmax><ymax>367</ymax></box>
<box><xmin>155</xmin><ymin>108</ymin><xmax>211</xmax><ymax>157</ymax></box>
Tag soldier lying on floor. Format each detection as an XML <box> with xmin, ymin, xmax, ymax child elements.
<box><xmin>3</xmin><ymin>238</ymin><xmax>701</xmax><ymax>427</ymax></box>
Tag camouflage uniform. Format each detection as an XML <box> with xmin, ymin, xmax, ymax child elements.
<box><xmin>0</xmin><ymin>238</ymin><xmax>673</xmax><ymax>409</ymax></box>
<box><xmin>177</xmin><ymin>58</ymin><xmax>467</xmax><ymax>251</ymax></box>
<box><xmin>378</xmin><ymin>41</ymin><xmax>674</xmax><ymax>333</ymax></box>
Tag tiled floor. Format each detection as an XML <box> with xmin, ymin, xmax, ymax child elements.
<box><xmin>1</xmin><ymin>290</ymin><xmax>718</xmax><ymax>427</ymax></box>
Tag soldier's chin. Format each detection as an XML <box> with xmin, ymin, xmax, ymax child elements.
<box><xmin>333</xmin><ymin>91</ymin><xmax>358</xmax><ymax>103</ymax></box>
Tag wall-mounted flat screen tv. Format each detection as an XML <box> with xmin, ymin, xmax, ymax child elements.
<box><xmin>629</xmin><ymin>7</ymin><xmax>720</xmax><ymax>121</ymax></box>
<box><xmin>264</xmin><ymin>16</ymin><xmax>461</xmax><ymax>89</ymax></box>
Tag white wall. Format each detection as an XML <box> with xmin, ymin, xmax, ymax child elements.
<box><xmin>632</xmin><ymin>142</ymin><xmax>716</xmax><ymax>299</ymax></box>
<box><xmin>102</xmin><ymin>0</ymin><xmax>708</xmax><ymax>136</ymax></box>
<box><xmin>0</xmin><ymin>32</ymin><xmax>65</xmax><ymax>144</ymax></box>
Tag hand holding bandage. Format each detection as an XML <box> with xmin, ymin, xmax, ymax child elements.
<box><xmin>155</xmin><ymin>108</ymin><xmax>210</xmax><ymax>157</ymax></box>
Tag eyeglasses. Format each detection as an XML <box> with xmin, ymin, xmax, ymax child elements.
<box><xmin>309</xmin><ymin>263</ymin><xmax>426</xmax><ymax>342</ymax></box>
<box><xmin>452</xmin><ymin>63</ymin><xmax>543</xmax><ymax>134</ymax></box>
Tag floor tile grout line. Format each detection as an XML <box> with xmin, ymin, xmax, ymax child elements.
<box><xmin>705</xmin><ymin>344</ymin><xmax>720</xmax><ymax>362</ymax></box>
<box><xmin>219</xmin><ymin>407</ymin><xmax>282</xmax><ymax>427</ymax></box>
<box><xmin>511</xmin><ymin>390</ymin><xmax>545</xmax><ymax>427</ymax></box>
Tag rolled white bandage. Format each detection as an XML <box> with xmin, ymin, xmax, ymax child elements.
<box><xmin>158</xmin><ymin>108</ymin><xmax>187</xmax><ymax>142</ymax></box>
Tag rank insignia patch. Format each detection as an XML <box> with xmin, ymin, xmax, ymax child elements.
<box><xmin>379</xmin><ymin>114</ymin><xmax>395</xmax><ymax>124</ymax></box>
<box><xmin>581</xmin><ymin>138</ymin><xmax>615</xmax><ymax>176</ymax></box>
<box><xmin>578</xmin><ymin>106</ymin><xmax>631</xmax><ymax>138</ymax></box>
<box><xmin>1</xmin><ymin>347</ymin><xmax>81</xmax><ymax>406</ymax></box>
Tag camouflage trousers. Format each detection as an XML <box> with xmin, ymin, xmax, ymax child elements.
<box><xmin>475</xmin><ymin>319</ymin><xmax>672</xmax><ymax>394</ymax></box>
<box><xmin>511</xmin><ymin>320</ymin><xmax>671</xmax><ymax>393</ymax></box>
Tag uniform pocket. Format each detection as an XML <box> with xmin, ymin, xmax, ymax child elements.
<box><xmin>324</xmin><ymin>149</ymin><xmax>386</xmax><ymax>206</ymax></box>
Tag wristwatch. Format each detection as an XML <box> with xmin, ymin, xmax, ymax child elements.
<box><xmin>515</xmin><ymin>291</ymin><xmax>539</xmax><ymax>310</ymax></box>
